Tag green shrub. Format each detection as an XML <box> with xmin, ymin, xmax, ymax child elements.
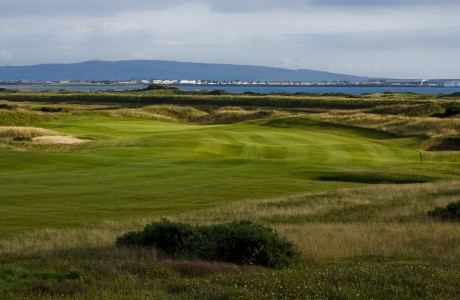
<box><xmin>116</xmin><ymin>220</ymin><xmax>297</xmax><ymax>268</ymax></box>
<box><xmin>36</xmin><ymin>107</ymin><xmax>65</xmax><ymax>113</ymax></box>
<box><xmin>143</xmin><ymin>84</ymin><xmax>178</xmax><ymax>91</ymax></box>
<box><xmin>444</xmin><ymin>105</ymin><xmax>460</xmax><ymax>117</ymax></box>
<box><xmin>427</xmin><ymin>201</ymin><xmax>460</xmax><ymax>221</ymax></box>
<box><xmin>432</xmin><ymin>104</ymin><xmax>460</xmax><ymax>118</ymax></box>
<box><xmin>12</xmin><ymin>136</ymin><xmax>32</xmax><ymax>142</ymax></box>
<box><xmin>0</xmin><ymin>103</ymin><xmax>14</xmax><ymax>110</ymax></box>
<box><xmin>117</xmin><ymin>220</ymin><xmax>195</xmax><ymax>255</ymax></box>
<box><xmin>195</xmin><ymin>220</ymin><xmax>297</xmax><ymax>268</ymax></box>
<box><xmin>208</xmin><ymin>90</ymin><xmax>228</xmax><ymax>95</ymax></box>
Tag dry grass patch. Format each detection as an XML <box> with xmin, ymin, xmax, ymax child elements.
<box><xmin>0</xmin><ymin>126</ymin><xmax>58</xmax><ymax>139</ymax></box>
<box><xmin>0</xmin><ymin>221</ymin><xmax>136</xmax><ymax>255</ymax></box>
<box><xmin>176</xmin><ymin>181</ymin><xmax>460</xmax><ymax>225</ymax></box>
<box><xmin>278</xmin><ymin>222</ymin><xmax>460</xmax><ymax>262</ymax></box>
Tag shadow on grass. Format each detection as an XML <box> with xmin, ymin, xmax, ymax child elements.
<box><xmin>314</xmin><ymin>171</ymin><xmax>433</xmax><ymax>184</ymax></box>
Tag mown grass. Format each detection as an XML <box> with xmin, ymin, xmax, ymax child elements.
<box><xmin>0</xmin><ymin>93</ymin><xmax>459</xmax><ymax>299</ymax></box>
<box><xmin>3</xmin><ymin>109</ymin><xmax>454</xmax><ymax>236</ymax></box>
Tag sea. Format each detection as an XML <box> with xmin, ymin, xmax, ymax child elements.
<box><xmin>2</xmin><ymin>84</ymin><xmax>460</xmax><ymax>95</ymax></box>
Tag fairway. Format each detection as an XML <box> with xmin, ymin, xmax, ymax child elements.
<box><xmin>1</xmin><ymin>114</ymin><xmax>456</xmax><ymax>236</ymax></box>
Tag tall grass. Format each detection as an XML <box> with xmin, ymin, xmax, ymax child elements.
<box><xmin>0</xmin><ymin>126</ymin><xmax>58</xmax><ymax>138</ymax></box>
<box><xmin>2</xmin><ymin>181</ymin><xmax>458</xmax><ymax>262</ymax></box>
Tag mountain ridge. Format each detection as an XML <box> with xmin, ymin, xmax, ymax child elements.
<box><xmin>0</xmin><ymin>60</ymin><xmax>368</xmax><ymax>82</ymax></box>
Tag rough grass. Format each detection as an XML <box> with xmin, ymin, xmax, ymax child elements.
<box><xmin>0</xmin><ymin>126</ymin><xmax>58</xmax><ymax>139</ymax></box>
<box><xmin>312</xmin><ymin>111</ymin><xmax>460</xmax><ymax>137</ymax></box>
<box><xmin>368</xmin><ymin>103</ymin><xmax>445</xmax><ymax>117</ymax></box>
<box><xmin>2</xmin><ymin>181</ymin><xmax>458</xmax><ymax>260</ymax></box>
<box><xmin>1</xmin><ymin>181</ymin><xmax>460</xmax><ymax>299</ymax></box>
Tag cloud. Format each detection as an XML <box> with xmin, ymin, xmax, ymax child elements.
<box><xmin>3</xmin><ymin>0</ymin><xmax>459</xmax><ymax>17</ymax></box>
<box><xmin>1</xmin><ymin>0</ymin><xmax>459</xmax><ymax>78</ymax></box>
<box><xmin>309</xmin><ymin>0</ymin><xmax>460</xmax><ymax>6</ymax></box>
<box><xmin>0</xmin><ymin>0</ymin><xmax>187</xmax><ymax>16</ymax></box>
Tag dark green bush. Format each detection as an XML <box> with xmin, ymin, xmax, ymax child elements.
<box><xmin>12</xmin><ymin>136</ymin><xmax>32</xmax><ymax>142</ymax></box>
<box><xmin>432</xmin><ymin>104</ymin><xmax>460</xmax><ymax>118</ymax></box>
<box><xmin>195</xmin><ymin>220</ymin><xmax>297</xmax><ymax>268</ymax></box>
<box><xmin>117</xmin><ymin>220</ymin><xmax>195</xmax><ymax>255</ymax></box>
<box><xmin>427</xmin><ymin>201</ymin><xmax>460</xmax><ymax>221</ymax></box>
<box><xmin>143</xmin><ymin>84</ymin><xmax>178</xmax><ymax>91</ymax></box>
<box><xmin>116</xmin><ymin>220</ymin><xmax>297</xmax><ymax>268</ymax></box>
<box><xmin>208</xmin><ymin>90</ymin><xmax>228</xmax><ymax>95</ymax></box>
<box><xmin>36</xmin><ymin>107</ymin><xmax>64</xmax><ymax>113</ymax></box>
<box><xmin>444</xmin><ymin>105</ymin><xmax>460</xmax><ymax>117</ymax></box>
<box><xmin>0</xmin><ymin>103</ymin><xmax>14</xmax><ymax>110</ymax></box>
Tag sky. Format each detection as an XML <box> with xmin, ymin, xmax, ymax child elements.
<box><xmin>1</xmin><ymin>0</ymin><xmax>459</xmax><ymax>78</ymax></box>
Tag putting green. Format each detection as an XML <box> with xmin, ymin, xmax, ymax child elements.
<box><xmin>0</xmin><ymin>116</ymin><xmax>457</xmax><ymax>235</ymax></box>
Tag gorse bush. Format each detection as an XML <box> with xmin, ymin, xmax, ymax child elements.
<box><xmin>0</xmin><ymin>103</ymin><xmax>14</xmax><ymax>110</ymax></box>
<box><xmin>194</xmin><ymin>220</ymin><xmax>297</xmax><ymax>268</ymax></box>
<box><xmin>427</xmin><ymin>201</ymin><xmax>460</xmax><ymax>221</ymax></box>
<box><xmin>36</xmin><ymin>106</ymin><xmax>65</xmax><ymax>113</ymax></box>
<box><xmin>116</xmin><ymin>220</ymin><xmax>297</xmax><ymax>268</ymax></box>
<box><xmin>117</xmin><ymin>220</ymin><xmax>195</xmax><ymax>255</ymax></box>
<box><xmin>432</xmin><ymin>104</ymin><xmax>460</xmax><ymax>118</ymax></box>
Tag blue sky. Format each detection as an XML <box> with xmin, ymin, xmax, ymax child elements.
<box><xmin>1</xmin><ymin>0</ymin><xmax>459</xmax><ymax>78</ymax></box>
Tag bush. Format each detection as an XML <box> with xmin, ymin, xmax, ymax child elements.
<box><xmin>116</xmin><ymin>220</ymin><xmax>297</xmax><ymax>268</ymax></box>
<box><xmin>12</xmin><ymin>136</ymin><xmax>32</xmax><ymax>142</ymax></box>
<box><xmin>143</xmin><ymin>84</ymin><xmax>178</xmax><ymax>91</ymax></box>
<box><xmin>0</xmin><ymin>104</ymin><xmax>14</xmax><ymax>110</ymax></box>
<box><xmin>36</xmin><ymin>107</ymin><xmax>64</xmax><ymax>113</ymax></box>
<box><xmin>427</xmin><ymin>201</ymin><xmax>460</xmax><ymax>221</ymax></box>
<box><xmin>195</xmin><ymin>221</ymin><xmax>297</xmax><ymax>268</ymax></box>
<box><xmin>208</xmin><ymin>90</ymin><xmax>228</xmax><ymax>95</ymax></box>
<box><xmin>444</xmin><ymin>105</ymin><xmax>460</xmax><ymax>117</ymax></box>
<box><xmin>432</xmin><ymin>104</ymin><xmax>460</xmax><ymax>118</ymax></box>
<box><xmin>117</xmin><ymin>220</ymin><xmax>195</xmax><ymax>255</ymax></box>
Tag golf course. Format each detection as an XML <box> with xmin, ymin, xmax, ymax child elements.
<box><xmin>1</xmin><ymin>88</ymin><xmax>459</xmax><ymax>299</ymax></box>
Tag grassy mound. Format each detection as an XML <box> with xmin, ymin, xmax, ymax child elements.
<box><xmin>368</xmin><ymin>103</ymin><xmax>444</xmax><ymax>117</ymax></box>
<box><xmin>116</xmin><ymin>220</ymin><xmax>297</xmax><ymax>268</ymax></box>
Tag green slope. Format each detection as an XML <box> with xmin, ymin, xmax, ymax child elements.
<box><xmin>0</xmin><ymin>115</ymin><xmax>458</xmax><ymax>236</ymax></box>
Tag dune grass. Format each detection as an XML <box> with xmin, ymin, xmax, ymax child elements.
<box><xmin>312</xmin><ymin>111</ymin><xmax>460</xmax><ymax>138</ymax></box>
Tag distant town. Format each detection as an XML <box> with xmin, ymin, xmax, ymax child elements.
<box><xmin>1</xmin><ymin>79</ymin><xmax>460</xmax><ymax>87</ymax></box>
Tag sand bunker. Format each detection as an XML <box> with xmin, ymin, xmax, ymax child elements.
<box><xmin>33</xmin><ymin>136</ymin><xmax>89</xmax><ymax>144</ymax></box>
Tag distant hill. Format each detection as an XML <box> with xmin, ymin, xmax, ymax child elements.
<box><xmin>0</xmin><ymin>60</ymin><xmax>367</xmax><ymax>82</ymax></box>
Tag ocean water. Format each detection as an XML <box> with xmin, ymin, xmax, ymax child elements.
<box><xmin>3</xmin><ymin>84</ymin><xmax>460</xmax><ymax>95</ymax></box>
